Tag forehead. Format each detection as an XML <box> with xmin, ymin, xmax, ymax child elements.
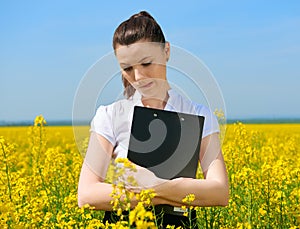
<box><xmin>115</xmin><ymin>42</ymin><xmax>163</xmax><ymax>64</ymax></box>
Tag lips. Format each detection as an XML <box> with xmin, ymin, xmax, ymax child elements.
<box><xmin>138</xmin><ymin>81</ymin><xmax>153</xmax><ymax>89</ymax></box>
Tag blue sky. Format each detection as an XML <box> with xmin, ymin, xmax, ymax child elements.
<box><xmin>1</xmin><ymin>1</ymin><xmax>300</xmax><ymax>122</ymax></box>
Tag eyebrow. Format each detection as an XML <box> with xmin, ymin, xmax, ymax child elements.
<box><xmin>120</xmin><ymin>56</ymin><xmax>152</xmax><ymax>67</ymax></box>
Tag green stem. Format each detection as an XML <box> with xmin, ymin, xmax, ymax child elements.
<box><xmin>1</xmin><ymin>141</ymin><xmax>12</xmax><ymax>202</ymax></box>
<box><xmin>151</xmin><ymin>204</ymin><xmax>159</xmax><ymax>228</ymax></box>
<box><xmin>189</xmin><ymin>207</ymin><xmax>192</xmax><ymax>229</ymax></box>
<box><xmin>37</xmin><ymin>125</ymin><xmax>43</xmax><ymax>163</ymax></box>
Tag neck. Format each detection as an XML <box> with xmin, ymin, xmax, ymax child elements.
<box><xmin>142</xmin><ymin>90</ymin><xmax>169</xmax><ymax>110</ymax></box>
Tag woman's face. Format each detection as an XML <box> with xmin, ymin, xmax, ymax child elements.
<box><xmin>115</xmin><ymin>41</ymin><xmax>170</xmax><ymax>98</ymax></box>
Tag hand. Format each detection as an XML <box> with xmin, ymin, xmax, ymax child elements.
<box><xmin>124</xmin><ymin>165</ymin><xmax>167</xmax><ymax>192</ymax></box>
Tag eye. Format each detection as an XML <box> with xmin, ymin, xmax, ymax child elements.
<box><xmin>142</xmin><ymin>62</ymin><xmax>152</xmax><ymax>67</ymax></box>
<box><xmin>123</xmin><ymin>66</ymin><xmax>133</xmax><ymax>72</ymax></box>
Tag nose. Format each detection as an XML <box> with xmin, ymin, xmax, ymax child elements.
<box><xmin>133</xmin><ymin>66</ymin><xmax>146</xmax><ymax>81</ymax></box>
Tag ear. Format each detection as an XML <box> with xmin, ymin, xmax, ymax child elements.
<box><xmin>164</xmin><ymin>42</ymin><xmax>170</xmax><ymax>61</ymax></box>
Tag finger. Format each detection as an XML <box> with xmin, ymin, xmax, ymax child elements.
<box><xmin>126</xmin><ymin>186</ymin><xmax>142</xmax><ymax>193</ymax></box>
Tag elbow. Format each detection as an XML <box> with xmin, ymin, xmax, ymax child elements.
<box><xmin>224</xmin><ymin>189</ymin><xmax>230</xmax><ymax>206</ymax></box>
<box><xmin>77</xmin><ymin>185</ymin><xmax>106</xmax><ymax>210</ymax></box>
<box><xmin>209</xmin><ymin>182</ymin><xmax>229</xmax><ymax>207</ymax></box>
<box><xmin>218</xmin><ymin>192</ymin><xmax>229</xmax><ymax>206</ymax></box>
<box><xmin>216</xmin><ymin>183</ymin><xmax>230</xmax><ymax>206</ymax></box>
<box><xmin>211</xmin><ymin>191</ymin><xmax>229</xmax><ymax>207</ymax></box>
<box><xmin>77</xmin><ymin>190</ymin><xmax>88</xmax><ymax>208</ymax></box>
<box><xmin>77</xmin><ymin>188</ymin><xmax>94</xmax><ymax>208</ymax></box>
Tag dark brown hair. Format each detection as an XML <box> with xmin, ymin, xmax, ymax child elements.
<box><xmin>113</xmin><ymin>11</ymin><xmax>166</xmax><ymax>98</ymax></box>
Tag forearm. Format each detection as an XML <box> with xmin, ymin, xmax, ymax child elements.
<box><xmin>78</xmin><ymin>162</ymin><xmax>139</xmax><ymax>211</ymax></box>
<box><xmin>153</xmin><ymin>178</ymin><xmax>229</xmax><ymax>207</ymax></box>
<box><xmin>153</xmin><ymin>154</ymin><xmax>229</xmax><ymax>207</ymax></box>
<box><xmin>78</xmin><ymin>182</ymin><xmax>114</xmax><ymax>210</ymax></box>
<box><xmin>78</xmin><ymin>182</ymin><xmax>139</xmax><ymax>211</ymax></box>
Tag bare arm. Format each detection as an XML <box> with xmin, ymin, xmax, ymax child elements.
<box><xmin>129</xmin><ymin>133</ymin><xmax>229</xmax><ymax>207</ymax></box>
<box><xmin>77</xmin><ymin>132</ymin><xmax>139</xmax><ymax>210</ymax></box>
<box><xmin>78</xmin><ymin>132</ymin><xmax>229</xmax><ymax>209</ymax></box>
<box><xmin>78</xmin><ymin>163</ymin><xmax>115</xmax><ymax>210</ymax></box>
<box><xmin>153</xmin><ymin>155</ymin><xmax>229</xmax><ymax>207</ymax></box>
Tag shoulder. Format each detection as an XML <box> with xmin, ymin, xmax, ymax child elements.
<box><xmin>92</xmin><ymin>97</ymin><xmax>137</xmax><ymax>130</ymax></box>
<box><xmin>90</xmin><ymin>98</ymin><xmax>135</xmax><ymax>143</ymax></box>
<box><xmin>170</xmin><ymin>90</ymin><xmax>219</xmax><ymax>137</ymax></box>
<box><xmin>193</xmin><ymin>103</ymin><xmax>220</xmax><ymax>137</ymax></box>
<box><xmin>191</xmin><ymin>101</ymin><xmax>214</xmax><ymax>118</ymax></box>
<box><xmin>169</xmin><ymin>89</ymin><xmax>211</xmax><ymax>115</ymax></box>
<box><xmin>94</xmin><ymin>97</ymin><xmax>134</xmax><ymax>117</ymax></box>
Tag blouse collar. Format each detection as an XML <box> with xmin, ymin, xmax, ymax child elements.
<box><xmin>131</xmin><ymin>88</ymin><xmax>178</xmax><ymax>110</ymax></box>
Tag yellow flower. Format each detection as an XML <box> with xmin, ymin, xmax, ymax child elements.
<box><xmin>0</xmin><ymin>136</ymin><xmax>5</xmax><ymax>145</ymax></box>
<box><xmin>34</xmin><ymin>115</ymin><xmax>47</xmax><ymax>126</ymax></box>
<box><xmin>117</xmin><ymin>208</ymin><xmax>122</xmax><ymax>216</ymax></box>
<box><xmin>1</xmin><ymin>117</ymin><xmax>300</xmax><ymax>228</ymax></box>
<box><xmin>182</xmin><ymin>194</ymin><xmax>195</xmax><ymax>204</ymax></box>
<box><xmin>258</xmin><ymin>207</ymin><xmax>267</xmax><ymax>216</ymax></box>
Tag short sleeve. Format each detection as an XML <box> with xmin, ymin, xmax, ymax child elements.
<box><xmin>199</xmin><ymin>106</ymin><xmax>220</xmax><ymax>138</ymax></box>
<box><xmin>90</xmin><ymin>105</ymin><xmax>116</xmax><ymax>146</ymax></box>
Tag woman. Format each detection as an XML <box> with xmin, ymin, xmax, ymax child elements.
<box><xmin>78</xmin><ymin>11</ymin><xmax>229</xmax><ymax>228</ymax></box>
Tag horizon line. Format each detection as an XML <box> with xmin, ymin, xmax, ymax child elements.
<box><xmin>1</xmin><ymin>117</ymin><xmax>300</xmax><ymax>126</ymax></box>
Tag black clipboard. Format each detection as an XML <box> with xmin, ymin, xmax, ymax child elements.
<box><xmin>127</xmin><ymin>106</ymin><xmax>205</xmax><ymax>180</ymax></box>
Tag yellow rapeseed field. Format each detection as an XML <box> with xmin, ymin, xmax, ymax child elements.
<box><xmin>0</xmin><ymin>116</ymin><xmax>299</xmax><ymax>228</ymax></box>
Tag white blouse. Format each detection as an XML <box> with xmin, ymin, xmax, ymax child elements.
<box><xmin>90</xmin><ymin>89</ymin><xmax>219</xmax><ymax>159</ymax></box>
